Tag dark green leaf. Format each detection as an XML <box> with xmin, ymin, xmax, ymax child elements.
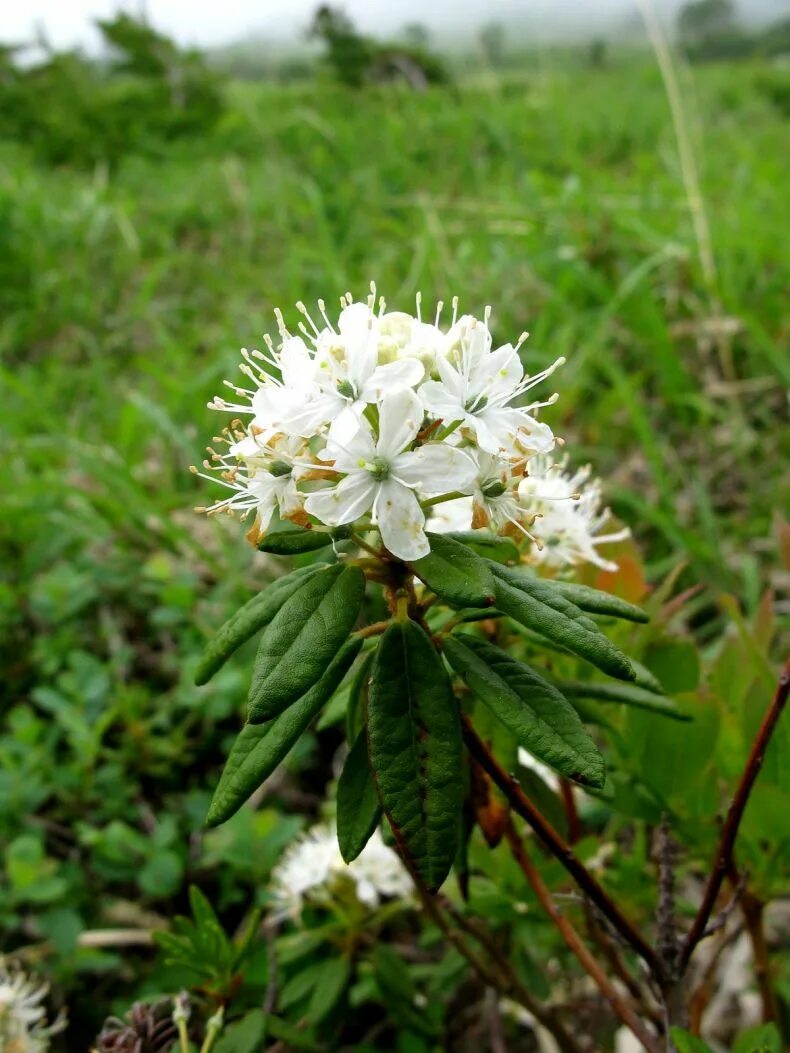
<box><xmin>194</xmin><ymin>564</ymin><xmax>324</xmax><ymax>685</ymax></box>
<box><xmin>214</xmin><ymin>1009</ymin><xmax>267</xmax><ymax>1053</ymax></box>
<box><xmin>549</xmin><ymin>580</ymin><xmax>649</xmax><ymax>623</ymax></box>
<box><xmin>337</xmin><ymin>730</ymin><xmax>382</xmax><ymax>863</ymax></box>
<box><xmin>248</xmin><ymin>564</ymin><xmax>365</xmax><ymax>722</ymax></box>
<box><xmin>258</xmin><ymin>528</ymin><xmax>332</xmax><ymax>555</ymax></box>
<box><xmin>208</xmin><ymin>637</ymin><xmax>362</xmax><ymax>826</ymax></box>
<box><xmin>445</xmin><ymin>531</ymin><xmax>520</xmax><ymax>565</ymax></box>
<box><xmin>444</xmin><ymin>635</ymin><xmax>605</xmax><ymax>788</ymax></box>
<box><xmin>368</xmin><ymin>620</ymin><xmax>463</xmax><ymax>891</ymax></box>
<box><xmin>411</xmin><ymin>533</ymin><xmax>497</xmax><ymax>609</ymax></box>
<box><xmin>346</xmin><ymin>648</ymin><xmax>375</xmax><ymax>742</ymax></box>
<box><xmin>308</xmin><ymin>957</ymin><xmax>351</xmax><ymax>1022</ymax></box>
<box><xmin>265</xmin><ymin>1015</ymin><xmax>323</xmax><ymax>1051</ymax></box>
<box><xmin>554</xmin><ymin>679</ymin><xmax>691</xmax><ymax>721</ymax></box>
<box><xmin>732</xmin><ymin>1023</ymin><xmax>782</xmax><ymax>1053</ymax></box>
<box><xmin>490</xmin><ymin>563</ymin><xmax>635</xmax><ymax>682</ymax></box>
<box><xmin>670</xmin><ymin>1028</ymin><xmax>715</xmax><ymax>1053</ymax></box>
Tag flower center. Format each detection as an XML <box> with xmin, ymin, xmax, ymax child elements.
<box><xmin>337</xmin><ymin>379</ymin><xmax>357</xmax><ymax>399</ymax></box>
<box><xmin>465</xmin><ymin>394</ymin><xmax>487</xmax><ymax>413</ymax></box>
<box><xmin>481</xmin><ymin>479</ymin><xmax>507</xmax><ymax>499</ymax></box>
<box><xmin>369</xmin><ymin>456</ymin><xmax>391</xmax><ymax>482</ymax></box>
<box><xmin>269</xmin><ymin>460</ymin><xmax>292</xmax><ymax>478</ymax></box>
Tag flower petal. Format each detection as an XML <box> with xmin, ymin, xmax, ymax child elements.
<box><xmin>393</xmin><ymin>444</ymin><xmax>477</xmax><ymax>496</ymax></box>
<box><xmin>419</xmin><ymin>379</ymin><xmax>463</xmax><ymax>421</ymax></box>
<box><xmin>280</xmin><ymin>336</ymin><xmax>314</xmax><ymax>390</ymax></box>
<box><xmin>304</xmin><ymin>472</ymin><xmax>376</xmax><ymax>526</ymax></box>
<box><xmin>361</xmin><ymin>358</ymin><xmax>424</xmax><ymax>403</ymax></box>
<box><xmin>376</xmin><ymin>387</ymin><xmax>423</xmax><ymax>460</ymax></box>
<box><xmin>338</xmin><ymin>302</ymin><xmax>379</xmax><ymax>389</ymax></box>
<box><xmin>375</xmin><ymin>479</ymin><xmax>429</xmax><ymax>560</ymax></box>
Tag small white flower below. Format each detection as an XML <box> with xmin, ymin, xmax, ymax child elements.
<box><xmin>270</xmin><ymin>822</ymin><xmax>413</xmax><ymax>918</ymax></box>
<box><xmin>0</xmin><ymin>959</ymin><xmax>66</xmax><ymax>1053</ymax></box>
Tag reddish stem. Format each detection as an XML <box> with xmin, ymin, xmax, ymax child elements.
<box><xmin>680</xmin><ymin>658</ymin><xmax>790</xmax><ymax>969</ymax></box>
<box><xmin>462</xmin><ymin>715</ymin><xmax>663</xmax><ymax>979</ymax></box>
<box><xmin>504</xmin><ymin>819</ymin><xmax>662</xmax><ymax>1053</ymax></box>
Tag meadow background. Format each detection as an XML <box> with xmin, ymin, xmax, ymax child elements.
<box><xmin>1</xmin><ymin>2</ymin><xmax>789</xmax><ymax>1048</ymax></box>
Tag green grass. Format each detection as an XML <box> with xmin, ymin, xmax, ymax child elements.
<box><xmin>0</xmin><ymin>55</ymin><xmax>788</xmax><ymax>1041</ymax></box>
<box><xmin>2</xmin><ymin>60</ymin><xmax>787</xmax><ymax>596</ymax></box>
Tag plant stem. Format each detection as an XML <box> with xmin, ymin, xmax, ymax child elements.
<box><xmin>680</xmin><ymin>658</ymin><xmax>790</xmax><ymax>969</ymax></box>
<box><xmin>736</xmin><ymin>881</ymin><xmax>779</xmax><ymax>1024</ymax></box>
<box><xmin>462</xmin><ymin>714</ymin><xmax>663</xmax><ymax>978</ymax></box>
<box><xmin>503</xmin><ymin>819</ymin><xmax>662</xmax><ymax>1053</ymax></box>
<box><xmin>400</xmin><ymin>847</ymin><xmax>583</xmax><ymax>1053</ymax></box>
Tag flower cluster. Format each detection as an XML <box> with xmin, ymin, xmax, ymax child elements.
<box><xmin>0</xmin><ymin>959</ymin><xmax>66</xmax><ymax>1053</ymax></box>
<box><xmin>270</xmin><ymin>822</ymin><xmax>412</xmax><ymax>917</ymax></box>
<box><xmin>197</xmin><ymin>287</ymin><xmax>625</xmax><ymax>567</ymax></box>
<box><xmin>432</xmin><ymin>454</ymin><xmax>629</xmax><ymax>572</ymax></box>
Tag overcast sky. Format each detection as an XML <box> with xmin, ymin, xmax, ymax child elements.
<box><xmin>2</xmin><ymin>0</ymin><xmax>786</xmax><ymax>51</ymax></box>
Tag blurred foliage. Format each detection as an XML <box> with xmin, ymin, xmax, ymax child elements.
<box><xmin>0</xmin><ymin>14</ymin><xmax>788</xmax><ymax>1049</ymax></box>
<box><xmin>0</xmin><ymin>14</ymin><xmax>223</xmax><ymax>167</ymax></box>
<box><xmin>310</xmin><ymin>5</ymin><xmax>449</xmax><ymax>89</ymax></box>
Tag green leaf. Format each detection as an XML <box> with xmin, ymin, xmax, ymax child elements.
<box><xmin>554</xmin><ymin>679</ymin><xmax>691</xmax><ymax>721</ymax></box>
<box><xmin>490</xmin><ymin>563</ymin><xmax>635</xmax><ymax>682</ymax></box>
<box><xmin>207</xmin><ymin>637</ymin><xmax>362</xmax><ymax>826</ymax></box>
<box><xmin>308</xmin><ymin>956</ymin><xmax>351</xmax><ymax>1022</ymax></box>
<box><xmin>368</xmin><ymin>620</ymin><xmax>463</xmax><ymax>891</ymax></box>
<box><xmin>444</xmin><ymin>634</ymin><xmax>605</xmax><ymax>789</ymax></box>
<box><xmin>411</xmin><ymin>533</ymin><xmax>497</xmax><ymax>609</ymax></box>
<box><xmin>669</xmin><ymin>1028</ymin><xmax>715</xmax><ymax>1053</ymax></box>
<box><xmin>194</xmin><ymin>564</ymin><xmax>324</xmax><ymax>685</ymax></box>
<box><xmin>548</xmin><ymin>580</ymin><xmax>649</xmax><ymax>623</ymax></box>
<box><xmin>346</xmin><ymin>648</ymin><xmax>375</xmax><ymax>742</ymax></box>
<box><xmin>444</xmin><ymin>530</ymin><xmax>520</xmax><ymax>565</ymax></box>
<box><xmin>732</xmin><ymin>1023</ymin><xmax>782</xmax><ymax>1053</ymax></box>
<box><xmin>258</xmin><ymin>527</ymin><xmax>332</xmax><ymax>555</ymax></box>
<box><xmin>337</xmin><ymin>729</ymin><xmax>382</xmax><ymax>863</ymax></box>
<box><xmin>214</xmin><ymin>1009</ymin><xmax>267</xmax><ymax>1053</ymax></box>
<box><xmin>248</xmin><ymin>564</ymin><xmax>365</xmax><ymax>722</ymax></box>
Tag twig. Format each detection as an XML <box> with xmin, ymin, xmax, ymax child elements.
<box><xmin>583</xmin><ymin>903</ymin><xmax>661</xmax><ymax>1028</ymax></box>
<box><xmin>462</xmin><ymin>715</ymin><xmax>663</xmax><ymax>978</ymax></box>
<box><xmin>680</xmin><ymin>658</ymin><xmax>790</xmax><ymax>968</ymax></box>
<box><xmin>404</xmin><ymin>857</ymin><xmax>583</xmax><ymax>1053</ymax></box>
<box><xmin>503</xmin><ymin>818</ymin><xmax>662</xmax><ymax>1053</ymax></box>
<box><xmin>656</xmin><ymin>816</ymin><xmax>680</xmax><ymax>978</ymax></box>
<box><xmin>687</xmin><ymin>921</ymin><xmax>745</xmax><ymax>1034</ymax></box>
<box><xmin>728</xmin><ymin>864</ymin><xmax>779</xmax><ymax>1025</ymax></box>
<box><xmin>559</xmin><ymin>779</ymin><xmax>581</xmax><ymax>844</ymax></box>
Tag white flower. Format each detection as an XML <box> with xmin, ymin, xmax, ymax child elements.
<box><xmin>517</xmin><ymin>746</ymin><xmax>561</xmax><ymax>792</ymax></box>
<box><xmin>0</xmin><ymin>960</ymin><xmax>66</xmax><ymax>1052</ymax></box>
<box><xmin>199</xmin><ymin>288</ymin><xmax>567</xmax><ymax>562</ymax></box>
<box><xmin>192</xmin><ymin>432</ymin><xmax>309</xmax><ymax>530</ymax></box>
<box><xmin>420</xmin><ymin>314</ymin><xmax>562</xmax><ymax>457</ymax></box>
<box><xmin>429</xmin><ymin>495</ymin><xmax>474</xmax><ymax>533</ymax></box>
<box><xmin>377</xmin><ymin>309</ymin><xmax>446</xmax><ymax>372</ymax></box>
<box><xmin>518</xmin><ymin>456</ymin><xmax>630</xmax><ymax>572</ymax></box>
<box><xmin>270</xmin><ymin>822</ymin><xmax>412</xmax><ymax>917</ymax></box>
<box><xmin>305</xmin><ymin>388</ymin><xmax>476</xmax><ymax>561</ymax></box>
